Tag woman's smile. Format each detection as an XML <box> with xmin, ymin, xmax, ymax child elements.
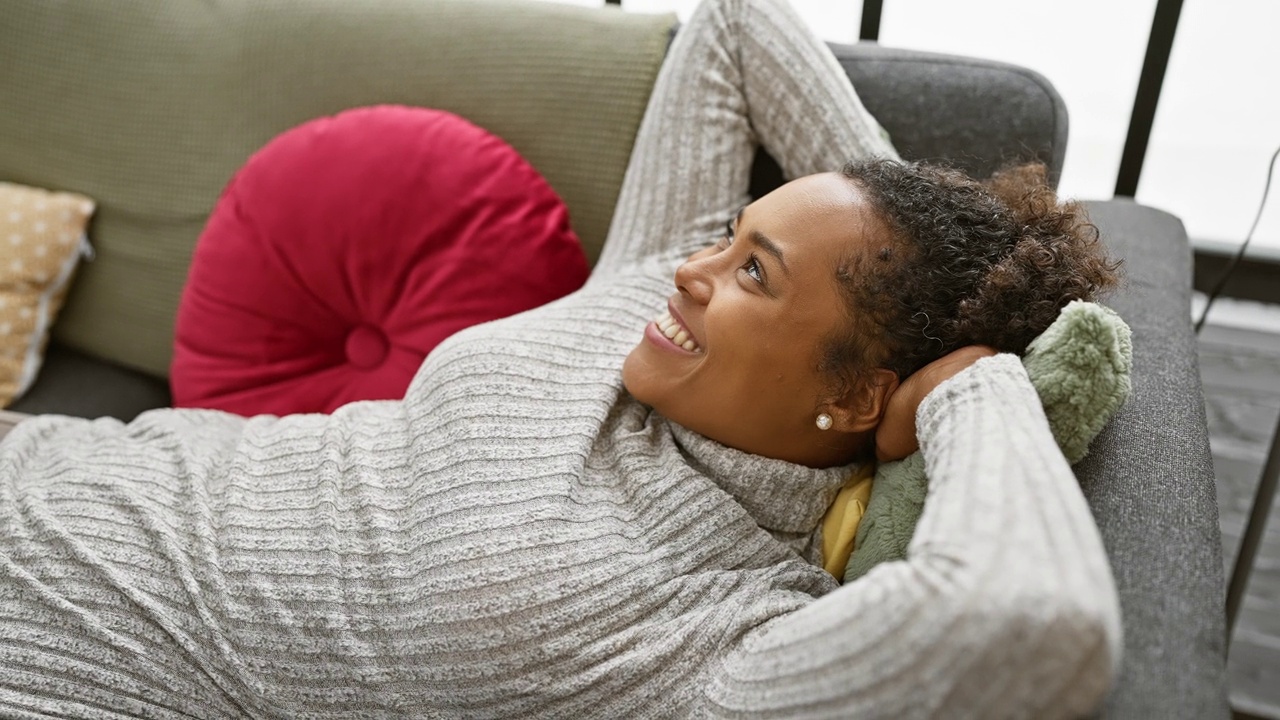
<box><xmin>621</xmin><ymin>172</ymin><xmax>889</xmax><ymax>467</ymax></box>
<box><xmin>645</xmin><ymin>299</ymin><xmax>704</xmax><ymax>354</ymax></box>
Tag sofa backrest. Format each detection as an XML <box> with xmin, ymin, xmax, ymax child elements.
<box><xmin>750</xmin><ymin>42</ymin><xmax>1069</xmax><ymax>200</ymax></box>
<box><xmin>0</xmin><ymin>0</ymin><xmax>673</xmax><ymax>378</ymax></box>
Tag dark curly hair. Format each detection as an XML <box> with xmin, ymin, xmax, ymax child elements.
<box><xmin>822</xmin><ymin>158</ymin><xmax>1121</xmax><ymax>391</ymax></box>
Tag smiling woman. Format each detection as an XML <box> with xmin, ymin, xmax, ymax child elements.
<box><xmin>0</xmin><ymin>0</ymin><xmax>1120</xmax><ymax>717</ymax></box>
<box><xmin>623</xmin><ymin>173</ymin><xmax>903</xmax><ymax>468</ymax></box>
<box><xmin>622</xmin><ymin>161</ymin><xmax>1116</xmax><ymax>469</ymax></box>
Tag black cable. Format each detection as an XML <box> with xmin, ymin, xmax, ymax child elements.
<box><xmin>1195</xmin><ymin>144</ymin><xmax>1280</xmax><ymax>334</ymax></box>
<box><xmin>1206</xmin><ymin>143</ymin><xmax>1280</xmax><ymax>645</ymax></box>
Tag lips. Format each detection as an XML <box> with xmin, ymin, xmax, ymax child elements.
<box><xmin>647</xmin><ymin>301</ymin><xmax>702</xmax><ymax>353</ymax></box>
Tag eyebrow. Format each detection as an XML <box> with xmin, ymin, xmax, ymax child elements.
<box><xmin>736</xmin><ymin>207</ymin><xmax>790</xmax><ymax>278</ymax></box>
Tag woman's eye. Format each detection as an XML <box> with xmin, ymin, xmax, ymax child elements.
<box><xmin>721</xmin><ymin>217</ymin><xmax>763</xmax><ymax>287</ymax></box>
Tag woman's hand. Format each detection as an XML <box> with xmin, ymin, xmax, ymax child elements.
<box><xmin>874</xmin><ymin>345</ymin><xmax>999</xmax><ymax>463</ymax></box>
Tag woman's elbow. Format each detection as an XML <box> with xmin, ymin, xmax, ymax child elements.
<box><xmin>947</xmin><ymin>590</ymin><xmax>1123</xmax><ymax>719</ymax></box>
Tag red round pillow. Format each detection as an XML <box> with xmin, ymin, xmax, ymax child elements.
<box><xmin>171</xmin><ymin>105</ymin><xmax>589</xmax><ymax>415</ymax></box>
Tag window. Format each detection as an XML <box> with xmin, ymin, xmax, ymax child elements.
<box><xmin>879</xmin><ymin>0</ymin><xmax>1157</xmax><ymax>202</ymax></box>
<box><xmin>1137</xmin><ymin>0</ymin><xmax>1280</xmax><ymax>253</ymax></box>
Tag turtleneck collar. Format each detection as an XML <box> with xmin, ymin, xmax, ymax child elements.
<box><xmin>663</xmin><ymin>417</ymin><xmax>859</xmax><ymax>536</ymax></box>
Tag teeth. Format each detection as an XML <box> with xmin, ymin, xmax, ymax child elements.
<box><xmin>651</xmin><ymin>310</ymin><xmax>703</xmax><ymax>353</ymax></box>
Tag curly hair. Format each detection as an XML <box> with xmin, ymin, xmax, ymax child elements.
<box><xmin>822</xmin><ymin>159</ymin><xmax>1121</xmax><ymax>391</ymax></box>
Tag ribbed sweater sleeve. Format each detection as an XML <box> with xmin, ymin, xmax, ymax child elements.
<box><xmin>704</xmin><ymin>354</ymin><xmax>1123</xmax><ymax>719</ymax></box>
<box><xmin>591</xmin><ymin>0</ymin><xmax>897</xmax><ymax>280</ymax></box>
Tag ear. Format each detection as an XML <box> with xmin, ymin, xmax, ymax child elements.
<box><xmin>826</xmin><ymin>369</ymin><xmax>900</xmax><ymax>433</ymax></box>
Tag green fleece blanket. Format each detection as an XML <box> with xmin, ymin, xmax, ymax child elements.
<box><xmin>844</xmin><ymin>300</ymin><xmax>1133</xmax><ymax>583</ymax></box>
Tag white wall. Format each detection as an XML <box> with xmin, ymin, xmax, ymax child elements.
<box><xmin>534</xmin><ymin>0</ymin><xmax>1280</xmax><ymax>251</ymax></box>
<box><xmin>878</xmin><ymin>0</ymin><xmax>1156</xmax><ymax>204</ymax></box>
<box><xmin>1137</xmin><ymin>0</ymin><xmax>1280</xmax><ymax>252</ymax></box>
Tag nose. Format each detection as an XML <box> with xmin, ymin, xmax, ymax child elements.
<box><xmin>674</xmin><ymin>250</ymin><xmax>715</xmax><ymax>305</ymax></box>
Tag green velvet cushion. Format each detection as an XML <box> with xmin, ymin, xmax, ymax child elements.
<box><xmin>845</xmin><ymin>300</ymin><xmax>1133</xmax><ymax>583</ymax></box>
<box><xmin>0</xmin><ymin>0</ymin><xmax>674</xmax><ymax>377</ymax></box>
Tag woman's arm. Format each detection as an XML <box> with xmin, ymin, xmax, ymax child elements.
<box><xmin>873</xmin><ymin>345</ymin><xmax>997</xmax><ymax>463</ymax></box>
<box><xmin>706</xmin><ymin>354</ymin><xmax>1122</xmax><ymax>718</ymax></box>
<box><xmin>591</xmin><ymin>0</ymin><xmax>896</xmax><ymax>281</ymax></box>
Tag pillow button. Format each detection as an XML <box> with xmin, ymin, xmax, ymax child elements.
<box><xmin>344</xmin><ymin>324</ymin><xmax>390</xmax><ymax>369</ymax></box>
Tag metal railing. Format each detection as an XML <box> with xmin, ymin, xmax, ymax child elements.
<box><xmin>1115</xmin><ymin>0</ymin><xmax>1183</xmax><ymax>197</ymax></box>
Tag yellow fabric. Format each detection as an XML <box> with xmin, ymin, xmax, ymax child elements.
<box><xmin>0</xmin><ymin>182</ymin><xmax>94</xmax><ymax>405</ymax></box>
<box><xmin>821</xmin><ymin>463</ymin><xmax>875</xmax><ymax>581</ymax></box>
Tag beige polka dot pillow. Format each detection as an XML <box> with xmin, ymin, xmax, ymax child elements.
<box><xmin>0</xmin><ymin>182</ymin><xmax>95</xmax><ymax>406</ymax></box>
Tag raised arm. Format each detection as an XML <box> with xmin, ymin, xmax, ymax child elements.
<box><xmin>592</xmin><ymin>0</ymin><xmax>897</xmax><ymax>280</ymax></box>
<box><xmin>705</xmin><ymin>354</ymin><xmax>1122</xmax><ymax>718</ymax></box>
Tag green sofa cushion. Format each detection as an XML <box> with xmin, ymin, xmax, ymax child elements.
<box><xmin>0</xmin><ymin>0</ymin><xmax>673</xmax><ymax>377</ymax></box>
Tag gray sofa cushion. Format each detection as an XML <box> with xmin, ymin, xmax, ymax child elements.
<box><xmin>8</xmin><ymin>342</ymin><xmax>170</xmax><ymax>421</ymax></box>
<box><xmin>1079</xmin><ymin>199</ymin><xmax>1230</xmax><ymax>719</ymax></box>
<box><xmin>750</xmin><ymin>41</ymin><xmax>1067</xmax><ymax>198</ymax></box>
<box><xmin>836</xmin><ymin>43</ymin><xmax>1067</xmax><ymax>184</ymax></box>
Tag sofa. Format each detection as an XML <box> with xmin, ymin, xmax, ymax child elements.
<box><xmin>0</xmin><ymin>0</ymin><xmax>1230</xmax><ymax>716</ymax></box>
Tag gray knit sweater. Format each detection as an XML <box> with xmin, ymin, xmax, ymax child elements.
<box><xmin>1</xmin><ymin>259</ymin><xmax>1120</xmax><ymax>718</ymax></box>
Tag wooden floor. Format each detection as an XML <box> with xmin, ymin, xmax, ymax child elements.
<box><xmin>1199</xmin><ymin>307</ymin><xmax>1280</xmax><ymax>719</ymax></box>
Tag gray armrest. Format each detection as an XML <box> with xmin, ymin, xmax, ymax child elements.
<box><xmin>831</xmin><ymin>42</ymin><xmax>1067</xmax><ymax>184</ymax></box>
<box><xmin>750</xmin><ymin>42</ymin><xmax>1068</xmax><ymax>197</ymax></box>
<box><xmin>1078</xmin><ymin>199</ymin><xmax>1230</xmax><ymax>719</ymax></box>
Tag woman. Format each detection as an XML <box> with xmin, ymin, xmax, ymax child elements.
<box><xmin>0</xmin><ymin>0</ymin><xmax>1120</xmax><ymax>717</ymax></box>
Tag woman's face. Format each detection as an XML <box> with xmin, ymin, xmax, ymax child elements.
<box><xmin>622</xmin><ymin>172</ymin><xmax>893</xmax><ymax>468</ymax></box>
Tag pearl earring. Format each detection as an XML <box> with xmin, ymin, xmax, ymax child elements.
<box><xmin>815</xmin><ymin>413</ymin><xmax>833</xmax><ymax>431</ymax></box>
